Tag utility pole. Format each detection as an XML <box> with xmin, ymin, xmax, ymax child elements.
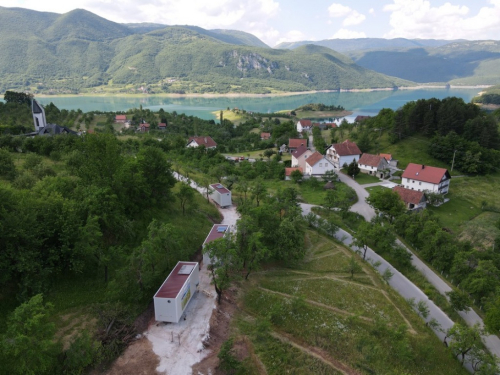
<box><xmin>451</xmin><ymin>150</ymin><xmax>457</xmax><ymax>172</ymax></box>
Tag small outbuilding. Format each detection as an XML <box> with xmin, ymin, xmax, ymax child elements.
<box><xmin>210</xmin><ymin>183</ymin><xmax>232</xmax><ymax>207</ymax></box>
<box><xmin>154</xmin><ymin>261</ymin><xmax>200</xmax><ymax>323</ymax></box>
<box><xmin>202</xmin><ymin>224</ymin><xmax>230</xmax><ymax>265</ymax></box>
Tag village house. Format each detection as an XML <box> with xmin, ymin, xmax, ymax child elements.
<box><xmin>357</xmin><ymin>153</ymin><xmax>390</xmax><ymax>178</ymax></box>
<box><xmin>402</xmin><ymin>163</ymin><xmax>451</xmax><ymax>194</ymax></box>
<box><xmin>158</xmin><ymin>123</ymin><xmax>167</xmax><ymax>130</ymax></box>
<box><xmin>305</xmin><ymin>151</ymin><xmax>335</xmax><ymax>177</ymax></box>
<box><xmin>140</xmin><ymin>123</ymin><xmax>150</xmax><ymax>132</ymax></box>
<box><xmin>379</xmin><ymin>153</ymin><xmax>398</xmax><ymax>168</ymax></box>
<box><xmin>285</xmin><ymin>167</ymin><xmax>302</xmax><ymax>180</ymax></box>
<box><xmin>291</xmin><ymin>144</ymin><xmax>313</xmax><ymax>170</ymax></box>
<box><xmin>312</xmin><ymin>123</ymin><xmax>329</xmax><ymax>131</ymax></box>
<box><xmin>393</xmin><ymin>186</ymin><xmax>427</xmax><ymax>210</ymax></box>
<box><xmin>186</xmin><ymin>136</ymin><xmax>217</xmax><ymax>149</ymax></box>
<box><xmin>115</xmin><ymin>114</ymin><xmax>127</xmax><ymax>123</ymax></box>
<box><xmin>288</xmin><ymin>138</ymin><xmax>307</xmax><ymax>153</ymax></box>
<box><xmin>296</xmin><ymin>119</ymin><xmax>313</xmax><ymax>133</ymax></box>
<box><xmin>260</xmin><ymin>132</ymin><xmax>271</xmax><ymax>140</ymax></box>
<box><xmin>326</xmin><ymin>140</ymin><xmax>362</xmax><ymax>168</ymax></box>
<box><xmin>210</xmin><ymin>183</ymin><xmax>232</xmax><ymax>208</ymax></box>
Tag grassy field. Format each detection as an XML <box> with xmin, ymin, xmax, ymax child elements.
<box><xmin>232</xmin><ymin>230</ymin><xmax>468</xmax><ymax>375</ymax></box>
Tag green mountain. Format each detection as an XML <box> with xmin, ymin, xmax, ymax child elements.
<box><xmin>0</xmin><ymin>7</ymin><xmax>412</xmax><ymax>94</ymax></box>
<box><xmin>275</xmin><ymin>38</ymin><xmax>464</xmax><ymax>52</ymax></box>
<box><xmin>277</xmin><ymin>37</ymin><xmax>500</xmax><ymax>85</ymax></box>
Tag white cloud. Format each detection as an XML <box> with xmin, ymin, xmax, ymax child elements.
<box><xmin>331</xmin><ymin>28</ymin><xmax>366</xmax><ymax>39</ymax></box>
<box><xmin>383</xmin><ymin>0</ymin><xmax>500</xmax><ymax>39</ymax></box>
<box><xmin>343</xmin><ymin>10</ymin><xmax>365</xmax><ymax>26</ymax></box>
<box><xmin>274</xmin><ymin>30</ymin><xmax>307</xmax><ymax>46</ymax></box>
<box><xmin>328</xmin><ymin>2</ymin><xmax>366</xmax><ymax>28</ymax></box>
<box><xmin>369</xmin><ymin>8</ymin><xmax>375</xmax><ymax>14</ymax></box>
<box><xmin>328</xmin><ymin>3</ymin><xmax>351</xmax><ymax>18</ymax></box>
<box><xmin>4</xmin><ymin>0</ymin><xmax>281</xmax><ymax>43</ymax></box>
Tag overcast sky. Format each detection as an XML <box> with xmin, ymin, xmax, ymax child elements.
<box><xmin>4</xmin><ymin>0</ymin><xmax>500</xmax><ymax>46</ymax></box>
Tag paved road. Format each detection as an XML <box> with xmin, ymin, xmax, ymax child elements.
<box><xmin>335</xmin><ymin>169</ymin><xmax>376</xmax><ymax>221</ymax></box>
<box><xmin>397</xmin><ymin>239</ymin><xmax>500</xmax><ymax>357</ymax></box>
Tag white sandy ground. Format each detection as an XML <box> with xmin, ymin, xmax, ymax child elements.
<box><xmin>145</xmin><ymin>172</ymin><xmax>240</xmax><ymax>374</ymax></box>
<box><xmin>145</xmin><ymin>266</ymin><xmax>216</xmax><ymax>375</ymax></box>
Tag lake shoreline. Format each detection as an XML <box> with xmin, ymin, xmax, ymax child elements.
<box><xmin>35</xmin><ymin>85</ymin><xmax>490</xmax><ymax>99</ymax></box>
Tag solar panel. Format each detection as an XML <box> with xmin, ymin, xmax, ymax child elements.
<box><xmin>217</xmin><ymin>184</ymin><xmax>224</xmax><ymax>189</ymax></box>
<box><xmin>178</xmin><ymin>265</ymin><xmax>195</xmax><ymax>275</ymax></box>
<box><xmin>217</xmin><ymin>226</ymin><xmax>228</xmax><ymax>233</ymax></box>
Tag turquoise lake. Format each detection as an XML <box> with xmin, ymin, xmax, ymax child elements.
<box><xmin>35</xmin><ymin>88</ymin><xmax>482</xmax><ymax>121</ymax></box>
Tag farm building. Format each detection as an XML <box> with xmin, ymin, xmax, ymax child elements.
<box><xmin>210</xmin><ymin>183</ymin><xmax>232</xmax><ymax>207</ymax></box>
<box><xmin>202</xmin><ymin>224</ymin><xmax>231</xmax><ymax>265</ymax></box>
<box><xmin>154</xmin><ymin>261</ymin><xmax>200</xmax><ymax>323</ymax></box>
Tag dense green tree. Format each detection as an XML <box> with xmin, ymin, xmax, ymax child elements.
<box><xmin>366</xmin><ymin>188</ymin><xmax>406</xmax><ymax>223</ymax></box>
<box><xmin>446</xmin><ymin>290</ymin><xmax>471</xmax><ymax>312</ymax></box>
<box><xmin>0</xmin><ymin>148</ymin><xmax>17</xmax><ymax>180</ymax></box>
<box><xmin>0</xmin><ymin>294</ymin><xmax>59</xmax><ymax>375</ymax></box>
<box><xmin>347</xmin><ymin>159</ymin><xmax>360</xmax><ymax>178</ymax></box>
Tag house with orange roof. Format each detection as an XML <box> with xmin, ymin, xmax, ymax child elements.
<box><xmin>186</xmin><ymin>136</ymin><xmax>217</xmax><ymax>149</ymax></box>
<box><xmin>393</xmin><ymin>186</ymin><xmax>427</xmax><ymax>210</ymax></box>
<box><xmin>288</xmin><ymin>138</ymin><xmax>307</xmax><ymax>153</ymax></box>
<box><xmin>296</xmin><ymin>119</ymin><xmax>312</xmax><ymax>133</ymax></box>
<box><xmin>358</xmin><ymin>153</ymin><xmax>390</xmax><ymax>178</ymax></box>
<box><xmin>260</xmin><ymin>132</ymin><xmax>271</xmax><ymax>140</ymax></box>
<box><xmin>402</xmin><ymin>163</ymin><xmax>451</xmax><ymax>194</ymax></box>
<box><xmin>305</xmin><ymin>151</ymin><xmax>335</xmax><ymax>177</ymax></box>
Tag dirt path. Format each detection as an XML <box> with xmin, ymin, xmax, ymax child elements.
<box><xmin>258</xmin><ymin>287</ymin><xmax>374</xmax><ymax>322</ymax></box>
<box><xmin>270</xmin><ymin>331</ymin><xmax>361</xmax><ymax>375</ymax></box>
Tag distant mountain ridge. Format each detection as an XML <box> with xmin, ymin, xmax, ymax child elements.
<box><xmin>277</xmin><ymin>38</ymin><xmax>500</xmax><ymax>85</ymax></box>
<box><xmin>0</xmin><ymin>6</ymin><xmax>411</xmax><ymax>94</ymax></box>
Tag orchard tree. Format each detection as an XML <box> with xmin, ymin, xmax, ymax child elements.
<box><xmin>176</xmin><ymin>182</ymin><xmax>195</xmax><ymax>214</ymax></box>
<box><xmin>445</xmin><ymin>323</ymin><xmax>484</xmax><ymax>365</ymax></box>
<box><xmin>205</xmin><ymin>236</ymin><xmax>242</xmax><ymax>304</ymax></box>
<box><xmin>366</xmin><ymin>188</ymin><xmax>406</xmax><ymax>223</ymax></box>
<box><xmin>290</xmin><ymin>169</ymin><xmax>303</xmax><ymax>184</ymax></box>
<box><xmin>446</xmin><ymin>290</ymin><xmax>471</xmax><ymax>312</ymax></box>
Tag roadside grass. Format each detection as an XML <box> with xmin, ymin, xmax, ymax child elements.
<box><xmin>353</xmin><ymin>173</ymin><xmax>382</xmax><ymax>185</ymax></box>
<box><xmin>238</xmin><ymin>230</ymin><xmax>467</xmax><ymax>375</ymax></box>
<box><xmin>365</xmin><ymin>185</ymin><xmax>387</xmax><ymax>195</ymax></box>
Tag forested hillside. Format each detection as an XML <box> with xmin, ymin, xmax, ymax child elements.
<box><xmin>0</xmin><ymin>7</ymin><xmax>411</xmax><ymax>94</ymax></box>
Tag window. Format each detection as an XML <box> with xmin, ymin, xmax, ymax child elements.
<box><xmin>419</xmin><ymin>182</ymin><xmax>422</xmax><ymax>186</ymax></box>
<box><xmin>412</xmin><ymin>180</ymin><xmax>415</xmax><ymax>183</ymax></box>
<box><xmin>319</xmin><ymin>163</ymin><xmax>322</xmax><ymax>167</ymax></box>
<box><xmin>407</xmin><ymin>178</ymin><xmax>410</xmax><ymax>183</ymax></box>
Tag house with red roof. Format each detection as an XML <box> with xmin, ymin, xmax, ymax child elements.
<box><xmin>186</xmin><ymin>136</ymin><xmax>217</xmax><ymax>149</ymax></box>
<box><xmin>140</xmin><ymin>123</ymin><xmax>150</xmax><ymax>132</ymax></box>
<box><xmin>326</xmin><ymin>140</ymin><xmax>362</xmax><ymax>168</ymax></box>
<box><xmin>288</xmin><ymin>138</ymin><xmax>307</xmax><ymax>153</ymax></box>
<box><xmin>210</xmin><ymin>183</ymin><xmax>232</xmax><ymax>207</ymax></box>
<box><xmin>115</xmin><ymin>114</ymin><xmax>127</xmax><ymax>123</ymax></box>
<box><xmin>158</xmin><ymin>123</ymin><xmax>167</xmax><ymax>130</ymax></box>
<box><xmin>358</xmin><ymin>153</ymin><xmax>390</xmax><ymax>178</ymax></box>
<box><xmin>402</xmin><ymin>163</ymin><xmax>451</xmax><ymax>194</ymax></box>
<box><xmin>260</xmin><ymin>132</ymin><xmax>271</xmax><ymax>140</ymax></box>
<box><xmin>296</xmin><ymin>119</ymin><xmax>312</xmax><ymax>133</ymax></box>
<box><xmin>379</xmin><ymin>153</ymin><xmax>398</xmax><ymax>167</ymax></box>
<box><xmin>305</xmin><ymin>151</ymin><xmax>335</xmax><ymax>177</ymax></box>
<box><xmin>291</xmin><ymin>144</ymin><xmax>313</xmax><ymax>170</ymax></box>
<box><xmin>354</xmin><ymin>115</ymin><xmax>371</xmax><ymax>123</ymax></box>
<box><xmin>393</xmin><ymin>186</ymin><xmax>427</xmax><ymax>210</ymax></box>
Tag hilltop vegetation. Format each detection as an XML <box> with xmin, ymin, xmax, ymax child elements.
<box><xmin>0</xmin><ymin>7</ymin><xmax>411</xmax><ymax>95</ymax></box>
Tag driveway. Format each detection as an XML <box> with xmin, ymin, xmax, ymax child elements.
<box><xmin>335</xmin><ymin>169</ymin><xmax>376</xmax><ymax>221</ymax></box>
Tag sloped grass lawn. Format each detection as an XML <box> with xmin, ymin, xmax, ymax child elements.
<box><xmin>459</xmin><ymin>211</ymin><xmax>500</xmax><ymax>249</ymax></box>
<box><xmin>239</xmin><ymin>231</ymin><xmax>468</xmax><ymax>375</ymax></box>
<box><xmin>427</xmin><ymin>192</ymin><xmax>482</xmax><ymax>233</ymax></box>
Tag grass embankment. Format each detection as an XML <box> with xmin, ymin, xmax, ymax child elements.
<box><xmin>230</xmin><ymin>231</ymin><xmax>467</xmax><ymax>374</ymax></box>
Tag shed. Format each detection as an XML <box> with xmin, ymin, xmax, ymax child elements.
<box><xmin>154</xmin><ymin>261</ymin><xmax>200</xmax><ymax>323</ymax></box>
<box><xmin>202</xmin><ymin>224</ymin><xmax>230</xmax><ymax>265</ymax></box>
<box><xmin>210</xmin><ymin>183</ymin><xmax>232</xmax><ymax>207</ymax></box>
